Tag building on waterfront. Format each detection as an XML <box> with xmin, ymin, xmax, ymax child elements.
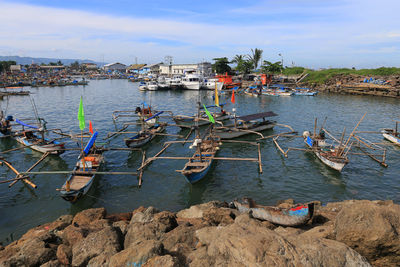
<box><xmin>81</xmin><ymin>63</ymin><xmax>98</xmax><ymax>70</ymax></box>
<box><xmin>39</xmin><ymin>65</ymin><xmax>66</xmax><ymax>73</ymax></box>
<box><xmin>10</xmin><ymin>65</ymin><xmax>22</xmax><ymax>73</ymax></box>
<box><xmin>127</xmin><ymin>64</ymin><xmax>147</xmax><ymax>74</ymax></box>
<box><xmin>103</xmin><ymin>62</ymin><xmax>127</xmax><ymax>72</ymax></box>
<box><xmin>159</xmin><ymin>62</ymin><xmax>212</xmax><ymax>77</ymax></box>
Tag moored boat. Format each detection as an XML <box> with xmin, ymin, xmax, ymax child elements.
<box><xmin>231</xmin><ymin>198</ymin><xmax>314</xmax><ymax>226</ymax></box>
<box><xmin>214</xmin><ymin>111</ymin><xmax>277</xmax><ymax>139</ymax></box>
<box><xmin>14</xmin><ymin>130</ymin><xmax>65</xmax><ymax>155</ymax></box>
<box><xmin>382</xmin><ymin>122</ymin><xmax>400</xmax><ymax>145</ymax></box>
<box><xmin>125</xmin><ymin>122</ymin><xmax>166</xmax><ymax>148</ymax></box>
<box><xmin>60</xmin><ymin>132</ymin><xmax>103</xmax><ymax>202</ymax></box>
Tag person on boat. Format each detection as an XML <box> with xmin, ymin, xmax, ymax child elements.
<box><xmin>0</xmin><ymin>115</ymin><xmax>13</xmax><ymax>135</ymax></box>
<box><xmin>220</xmin><ymin>105</ymin><xmax>227</xmax><ymax>116</ymax></box>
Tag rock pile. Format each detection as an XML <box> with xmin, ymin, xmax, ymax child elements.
<box><xmin>0</xmin><ymin>199</ymin><xmax>399</xmax><ymax>266</ymax></box>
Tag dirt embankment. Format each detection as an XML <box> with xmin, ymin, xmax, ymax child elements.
<box><xmin>1</xmin><ymin>199</ymin><xmax>400</xmax><ymax>266</ymax></box>
<box><xmin>310</xmin><ymin>74</ymin><xmax>400</xmax><ymax>98</ymax></box>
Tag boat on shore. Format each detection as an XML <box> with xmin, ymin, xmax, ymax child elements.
<box><xmin>231</xmin><ymin>198</ymin><xmax>314</xmax><ymax>226</ymax></box>
<box><xmin>60</xmin><ymin>132</ymin><xmax>103</xmax><ymax>202</ymax></box>
<box><xmin>214</xmin><ymin>111</ymin><xmax>277</xmax><ymax>139</ymax></box>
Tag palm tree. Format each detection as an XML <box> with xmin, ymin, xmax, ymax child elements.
<box><xmin>231</xmin><ymin>55</ymin><xmax>244</xmax><ymax>64</ymax></box>
<box><xmin>247</xmin><ymin>48</ymin><xmax>263</xmax><ymax>70</ymax></box>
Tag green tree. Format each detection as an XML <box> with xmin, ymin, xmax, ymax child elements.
<box><xmin>247</xmin><ymin>48</ymin><xmax>263</xmax><ymax>70</ymax></box>
<box><xmin>261</xmin><ymin>60</ymin><xmax>284</xmax><ymax>74</ymax></box>
<box><xmin>212</xmin><ymin>57</ymin><xmax>232</xmax><ymax>74</ymax></box>
<box><xmin>57</xmin><ymin>60</ymin><xmax>63</xmax><ymax>66</ymax></box>
<box><xmin>0</xmin><ymin>61</ymin><xmax>17</xmax><ymax>73</ymax></box>
<box><xmin>70</xmin><ymin>61</ymin><xmax>80</xmax><ymax>70</ymax></box>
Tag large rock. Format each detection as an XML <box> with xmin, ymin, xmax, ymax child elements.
<box><xmin>334</xmin><ymin>200</ymin><xmax>400</xmax><ymax>266</ymax></box>
<box><xmin>56</xmin><ymin>244</ymin><xmax>72</xmax><ymax>265</ymax></box>
<box><xmin>109</xmin><ymin>240</ymin><xmax>164</xmax><ymax>267</ymax></box>
<box><xmin>72</xmin><ymin>207</ymin><xmax>106</xmax><ymax>227</ymax></box>
<box><xmin>176</xmin><ymin>201</ymin><xmax>225</xmax><ymax>219</ymax></box>
<box><xmin>124</xmin><ymin>209</ymin><xmax>177</xmax><ymax>249</ymax></box>
<box><xmin>143</xmin><ymin>255</ymin><xmax>179</xmax><ymax>267</ymax></box>
<box><xmin>59</xmin><ymin>225</ymin><xmax>86</xmax><ymax>247</ymax></box>
<box><xmin>71</xmin><ymin>226</ymin><xmax>121</xmax><ymax>266</ymax></box>
<box><xmin>190</xmin><ymin>214</ymin><xmax>371</xmax><ymax>266</ymax></box>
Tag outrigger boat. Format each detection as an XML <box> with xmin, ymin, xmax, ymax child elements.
<box><xmin>177</xmin><ymin>128</ymin><xmax>221</xmax><ymax>183</ymax></box>
<box><xmin>14</xmin><ymin>130</ymin><xmax>65</xmax><ymax>155</ymax></box>
<box><xmin>173</xmin><ymin>105</ymin><xmax>231</xmax><ymax>129</ymax></box>
<box><xmin>303</xmin><ymin>130</ymin><xmax>349</xmax><ymax>172</ymax></box>
<box><xmin>214</xmin><ymin>111</ymin><xmax>277</xmax><ymax>139</ymax></box>
<box><xmin>60</xmin><ymin>132</ymin><xmax>103</xmax><ymax>202</ymax></box>
<box><xmin>382</xmin><ymin>121</ymin><xmax>400</xmax><ymax>145</ymax></box>
<box><xmin>125</xmin><ymin>112</ymin><xmax>166</xmax><ymax>148</ymax></box>
<box><xmin>231</xmin><ymin>198</ymin><xmax>314</xmax><ymax>227</ymax></box>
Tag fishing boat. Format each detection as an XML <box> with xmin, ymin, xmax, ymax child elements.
<box><xmin>205</xmin><ymin>78</ymin><xmax>224</xmax><ymax>90</ymax></box>
<box><xmin>125</xmin><ymin>121</ymin><xmax>166</xmax><ymax>148</ymax></box>
<box><xmin>303</xmin><ymin>130</ymin><xmax>348</xmax><ymax>172</ymax></box>
<box><xmin>60</xmin><ymin>132</ymin><xmax>103</xmax><ymax>202</ymax></box>
<box><xmin>147</xmin><ymin>81</ymin><xmax>159</xmax><ymax>91</ymax></box>
<box><xmin>293</xmin><ymin>87</ymin><xmax>318</xmax><ymax>96</ymax></box>
<box><xmin>138</xmin><ymin>82</ymin><xmax>147</xmax><ymax>91</ymax></box>
<box><xmin>244</xmin><ymin>86</ymin><xmax>261</xmax><ymax>97</ymax></box>
<box><xmin>382</xmin><ymin>121</ymin><xmax>400</xmax><ymax>145</ymax></box>
<box><xmin>177</xmin><ymin>131</ymin><xmax>221</xmax><ymax>183</ymax></box>
<box><xmin>214</xmin><ymin>111</ymin><xmax>277</xmax><ymax>139</ymax></box>
<box><xmin>173</xmin><ymin>105</ymin><xmax>231</xmax><ymax>129</ymax></box>
<box><xmin>231</xmin><ymin>198</ymin><xmax>314</xmax><ymax>227</ymax></box>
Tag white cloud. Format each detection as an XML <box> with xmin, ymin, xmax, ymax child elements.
<box><xmin>0</xmin><ymin>0</ymin><xmax>399</xmax><ymax>67</ymax></box>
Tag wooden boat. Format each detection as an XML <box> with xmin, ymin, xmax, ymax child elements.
<box><xmin>60</xmin><ymin>132</ymin><xmax>103</xmax><ymax>202</ymax></box>
<box><xmin>214</xmin><ymin>111</ymin><xmax>277</xmax><ymax>139</ymax></box>
<box><xmin>173</xmin><ymin>106</ymin><xmax>231</xmax><ymax>129</ymax></box>
<box><xmin>125</xmin><ymin>122</ymin><xmax>166</xmax><ymax>148</ymax></box>
<box><xmin>244</xmin><ymin>87</ymin><xmax>261</xmax><ymax>97</ymax></box>
<box><xmin>303</xmin><ymin>131</ymin><xmax>348</xmax><ymax>171</ymax></box>
<box><xmin>293</xmin><ymin>88</ymin><xmax>318</xmax><ymax>96</ymax></box>
<box><xmin>14</xmin><ymin>130</ymin><xmax>65</xmax><ymax>155</ymax></box>
<box><xmin>231</xmin><ymin>198</ymin><xmax>314</xmax><ymax>227</ymax></box>
<box><xmin>382</xmin><ymin>122</ymin><xmax>400</xmax><ymax>145</ymax></box>
<box><xmin>177</xmin><ymin>132</ymin><xmax>221</xmax><ymax>183</ymax></box>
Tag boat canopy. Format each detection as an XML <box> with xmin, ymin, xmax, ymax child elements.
<box><xmin>15</xmin><ymin>119</ymin><xmax>39</xmax><ymax>129</ymax></box>
<box><xmin>238</xmin><ymin>111</ymin><xmax>278</xmax><ymax>122</ymax></box>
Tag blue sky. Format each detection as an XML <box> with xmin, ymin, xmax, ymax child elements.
<box><xmin>0</xmin><ymin>0</ymin><xmax>399</xmax><ymax>68</ymax></box>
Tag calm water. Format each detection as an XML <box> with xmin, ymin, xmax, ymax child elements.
<box><xmin>1</xmin><ymin>79</ymin><xmax>399</xmax><ymax>244</ymax></box>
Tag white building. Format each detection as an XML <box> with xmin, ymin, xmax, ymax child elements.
<box><xmin>103</xmin><ymin>62</ymin><xmax>127</xmax><ymax>72</ymax></box>
<box><xmin>159</xmin><ymin>62</ymin><xmax>212</xmax><ymax>77</ymax></box>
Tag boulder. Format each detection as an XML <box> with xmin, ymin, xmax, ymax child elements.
<box><xmin>59</xmin><ymin>225</ymin><xmax>86</xmax><ymax>247</ymax></box>
<box><xmin>71</xmin><ymin>226</ymin><xmax>121</xmax><ymax>266</ymax></box>
<box><xmin>113</xmin><ymin>220</ymin><xmax>129</xmax><ymax>236</ymax></box>
<box><xmin>202</xmin><ymin>207</ymin><xmax>237</xmax><ymax>226</ymax></box>
<box><xmin>176</xmin><ymin>201</ymin><xmax>225</xmax><ymax>219</ymax></box>
<box><xmin>125</xmin><ymin>210</ymin><xmax>177</xmax><ymax>249</ymax></box>
<box><xmin>109</xmin><ymin>240</ymin><xmax>164</xmax><ymax>267</ymax></box>
<box><xmin>143</xmin><ymin>255</ymin><xmax>179</xmax><ymax>267</ymax></box>
<box><xmin>72</xmin><ymin>207</ymin><xmax>106</xmax><ymax>227</ymax></box>
<box><xmin>190</xmin><ymin>214</ymin><xmax>371</xmax><ymax>266</ymax></box>
<box><xmin>56</xmin><ymin>244</ymin><xmax>72</xmax><ymax>265</ymax></box>
<box><xmin>334</xmin><ymin>200</ymin><xmax>400</xmax><ymax>266</ymax></box>
<box><xmin>40</xmin><ymin>259</ymin><xmax>61</xmax><ymax>267</ymax></box>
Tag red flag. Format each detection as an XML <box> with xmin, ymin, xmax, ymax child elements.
<box><xmin>231</xmin><ymin>89</ymin><xmax>235</xmax><ymax>104</ymax></box>
<box><xmin>89</xmin><ymin>120</ymin><xmax>93</xmax><ymax>134</ymax></box>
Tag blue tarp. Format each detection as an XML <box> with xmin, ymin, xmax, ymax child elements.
<box><xmin>145</xmin><ymin>111</ymin><xmax>164</xmax><ymax>122</ymax></box>
<box><xmin>15</xmin><ymin>119</ymin><xmax>39</xmax><ymax>129</ymax></box>
<box><xmin>83</xmin><ymin>131</ymin><xmax>98</xmax><ymax>155</ymax></box>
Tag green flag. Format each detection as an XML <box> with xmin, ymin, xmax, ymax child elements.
<box><xmin>78</xmin><ymin>96</ymin><xmax>85</xmax><ymax>130</ymax></box>
<box><xmin>203</xmin><ymin>104</ymin><xmax>215</xmax><ymax>123</ymax></box>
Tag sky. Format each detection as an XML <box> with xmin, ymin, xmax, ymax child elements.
<box><xmin>0</xmin><ymin>0</ymin><xmax>399</xmax><ymax>68</ymax></box>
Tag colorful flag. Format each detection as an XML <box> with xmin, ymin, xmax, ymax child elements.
<box><xmin>214</xmin><ymin>82</ymin><xmax>219</xmax><ymax>107</ymax></box>
<box><xmin>89</xmin><ymin>120</ymin><xmax>93</xmax><ymax>134</ymax></box>
<box><xmin>78</xmin><ymin>96</ymin><xmax>85</xmax><ymax>130</ymax></box>
<box><xmin>203</xmin><ymin>104</ymin><xmax>215</xmax><ymax>123</ymax></box>
<box><xmin>231</xmin><ymin>88</ymin><xmax>235</xmax><ymax>104</ymax></box>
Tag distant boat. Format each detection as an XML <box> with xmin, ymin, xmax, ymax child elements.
<box><xmin>138</xmin><ymin>82</ymin><xmax>147</xmax><ymax>91</ymax></box>
<box><xmin>181</xmin><ymin>71</ymin><xmax>203</xmax><ymax>90</ymax></box>
<box><xmin>205</xmin><ymin>78</ymin><xmax>224</xmax><ymax>90</ymax></box>
<box><xmin>231</xmin><ymin>198</ymin><xmax>314</xmax><ymax>227</ymax></box>
<box><xmin>146</xmin><ymin>81</ymin><xmax>158</xmax><ymax>91</ymax></box>
<box><xmin>173</xmin><ymin>106</ymin><xmax>231</xmax><ymax>129</ymax></box>
<box><xmin>293</xmin><ymin>87</ymin><xmax>318</xmax><ymax>96</ymax></box>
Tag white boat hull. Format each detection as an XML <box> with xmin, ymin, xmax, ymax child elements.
<box><xmin>182</xmin><ymin>82</ymin><xmax>201</xmax><ymax>90</ymax></box>
<box><xmin>15</xmin><ymin>136</ymin><xmax>64</xmax><ymax>154</ymax></box>
<box><xmin>382</xmin><ymin>132</ymin><xmax>400</xmax><ymax>145</ymax></box>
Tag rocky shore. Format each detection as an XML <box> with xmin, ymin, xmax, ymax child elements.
<box><xmin>1</xmin><ymin>199</ymin><xmax>399</xmax><ymax>266</ymax></box>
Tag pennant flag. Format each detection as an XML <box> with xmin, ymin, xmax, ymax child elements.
<box><xmin>231</xmin><ymin>88</ymin><xmax>236</xmax><ymax>104</ymax></box>
<box><xmin>78</xmin><ymin>96</ymin><xmax>85</xmax><ymax>131</ymax></box>
<box><xmin>203</xmin><ymin>104</ymin><xmax>215</xmax><ymax>123</ymax></box>
<box><xmin>214</xmin><ymin>82</ymin><xmax>219</xmax><ymax>107</ymax></box>
<box><xmin>89</xmin><ymin>120</ymin><xmax>93</xmax><ymax>134</ymax></box>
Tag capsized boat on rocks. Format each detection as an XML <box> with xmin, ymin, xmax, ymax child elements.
<box><xmin>231</xmin><ymin>198</ymin><xmax>314</xmax><ymax>226</ymax></box>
